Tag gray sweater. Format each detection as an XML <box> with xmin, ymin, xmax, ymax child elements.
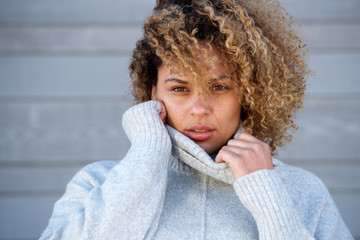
<box><xmin>40</xmin><ymin>101</ymin><xmax>353</xmax><ymax>239</ymax></box>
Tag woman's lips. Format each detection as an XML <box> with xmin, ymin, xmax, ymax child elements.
<box><xmin>185</xmin><ymin>125</ymin><xmax>214</xmax><ymax>141</ymax></box>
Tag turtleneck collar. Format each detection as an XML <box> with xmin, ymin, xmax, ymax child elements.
<box><xmin>165</xmin><ymin>125</ymin><xmax>243</xmax><ymax>184</ymax></box>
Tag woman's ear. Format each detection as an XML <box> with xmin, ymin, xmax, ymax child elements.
<box><xmin>151</xmin><ymin>86</ymin><xmax>157</xmax><ymax>100</ymax></box>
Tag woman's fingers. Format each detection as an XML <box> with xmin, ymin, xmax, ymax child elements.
<box><xmin>227</xmin><ymin>139</ymin><xmax>258</xmax><ymax>149</ymax></box>
<box><xmin>227</xmin><ymin>133</ymin><xmax>271</xmax><ymax>157</ymax></box>
<box><xmin>229</xmin><ymin>132</ymin><xmax>258</xmax><ymax>144</ymax></box>
<box><xmin>215</xmin><ymin>147</ymin><xmax>251</xmax><ymax>179</ymax></box>
<box><xmin>215</xmin><ymin>134</ymin><xmax>273</xmax><ymax>179</ymax></box>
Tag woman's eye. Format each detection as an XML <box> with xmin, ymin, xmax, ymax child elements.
<box><xmin>171</xmin><ymin>87</ymin><xmax>189</xmax><ymax>92</ymax></box>
<box><xmin>212</xmin><ymin>84</ymin><xmax>228</xmax><ymax>91</ymax></box>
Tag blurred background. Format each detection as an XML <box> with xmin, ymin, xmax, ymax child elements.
<box><xmin>0</xmin><ymin>0</ymin><xmax>359</xmax><ymax>239</ymax></box>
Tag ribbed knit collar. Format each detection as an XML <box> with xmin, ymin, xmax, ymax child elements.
<box><xmin>166</xmin><ymin>125</ymin><xmax>243</xmax><ymax>184</ymax></box>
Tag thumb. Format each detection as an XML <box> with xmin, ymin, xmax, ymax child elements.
<box><xmin>215</xmin><ymin>152</ymin><xmax>225</xmax><ymax>163</ymax></box>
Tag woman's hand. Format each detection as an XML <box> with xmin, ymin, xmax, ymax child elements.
<box><xmin>215</xmin><ymin>132</ymin><xmax>273</xmax><ymax>180</ymax></box>
<box><xmin>159</xmin><ymin>101</ymin><xmax>167</xmax><ymax>124</ymax></box>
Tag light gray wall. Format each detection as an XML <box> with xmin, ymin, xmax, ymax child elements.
<box><xmin>0</xmin><ymin>0</ymin><xmax>359</xmax><ymax>239</ymax></box>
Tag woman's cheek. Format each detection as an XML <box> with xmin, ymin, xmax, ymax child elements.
<box><xmin>163</xmin><ymin>103</ymin><xmax>185</xmax><ymax>129</ymax></box>
<box><xmin>164</xmin><ymin>106</ymin><xmax>179</xmax><ymax>128</ymax></box>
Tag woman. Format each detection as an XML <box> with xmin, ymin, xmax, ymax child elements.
<box><xmin>41</xmin><ymin>0</ymin><xmax>353</xmax><ymax>239</ymax></box>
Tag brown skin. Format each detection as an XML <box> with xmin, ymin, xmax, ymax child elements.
<box><xmin>152</xmin><ymin>64</ymin><xmax>242</xmax><ymax>155</ymax></box>
<box><xmin>155</xmin><ymin>94</ymin><xmax>273</xmax><ymax>180</ymax></box>
<box><xmin>152</xmin><ymin>45</ymin><xmax>273</xmax><ymax>180</ymax></box>
<box><xmin>215</xmin><ymin>133</ymin><xmax>273</xmax><ymax>179</ymax></box>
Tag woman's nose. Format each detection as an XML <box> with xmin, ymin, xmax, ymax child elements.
<box><xmin>189</xmin><ymin>94</ymin><xmax>211</xmax><ymax>116</ymax></box>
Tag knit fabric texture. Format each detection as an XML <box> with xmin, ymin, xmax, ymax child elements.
<box><xmin>40</xmin><ymin>101</ymin><xmax>354</xmax><ymax>239</ymax></box>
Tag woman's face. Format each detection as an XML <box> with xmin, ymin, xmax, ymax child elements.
<box><xmin>152</xmin><ymin>48</ymin><xmax>241</xmax><ymax>155</ymax></box>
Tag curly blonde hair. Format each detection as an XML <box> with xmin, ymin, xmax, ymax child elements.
<box><xmin>129</xmin><ymin>0</ymin><xmax>309</xmax><ymax>153</ymax></box>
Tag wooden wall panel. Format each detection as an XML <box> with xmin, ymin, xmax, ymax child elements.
<box><xmin>279</xmin><ymin>0</ymin><xmax>360</xmax><ymax>22</ymax></box>
<box><xmin>0</xmin><ymin>0</ymin><xmax>154</xmax><ymax>24</ymax></box>
<box><xmin>0</xmin><ymin>27</ymin><xmax>142</xmax><ymax>53</ymax></box>
<box><xmin>1</xmin><ymin>53</ymin><xmax>359</xmax><ymax>98</ymax></box>
<box><xmin>332</xmin><ymin>194</ymin><xmax>360</xmax><ymax>238</ymax></box>
<box><xmin>0</xmin><ymin>166</ymin><xmax>82</xmax><ymax>192</ymax></box>
<box><xmin>307</xmin><ymin>54</ymin><xmax>360</xmax><ymax>95</ymax></box>
<box><xmin>0</xmin><ymin>0</ymin><xmax>359</xmax><ymax>239</ymax></box>
<box><xmin>1</xmin><ymin>24</ymin><xmax>359</xmax><ymax>53</ymax></box>
<box><xmin>288</xmin><ymin>164</ymin><xmax>360</xmax><ymax>191</ymax></box>
<box><xmin>0</xmin><ymin>0</ymin><xmax>359</xmax><ymax>23</ymax></box>
<box><xmin>277</xmin><ymin>98</ymin><xmax>360</xmax><ymax>160</ymax></box>
<box><xmin>0</xmin><ymin>99</ymin><xmax>358</xmax><ymax>163</ymax></box>
<box><xmin>0</xmin><ymin>101</ymin><xmax>132</xmax><ymax>162</ymax></box>
<box><xmin>303</xmin><ymin>25</ymin><xmax>360</xmax><ymax>51</ymax></box>
<box><xmin>0</xmin><ymin>56</ymin><xmax>132</xmax><ymax>98</ymax></box>
<box><xmin>0</xmin><ymin>197</ymin><xmax>59</xmax><ymax>239</ymax></box>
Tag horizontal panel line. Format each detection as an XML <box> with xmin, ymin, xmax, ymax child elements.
<box><xmin>0</xmin><ymin>238</ymin><xmax>37</xmax><ymax>240</ymax></box>
<box><xmin>0</xmin><ymin>239</ymin><xmax>36</xmax><ymax>240</ymax></box>
<box><xmin>0</xmin><ymin>19</ymin><xmax>360</xmax><ymax>27</ymax></box>
<box><xmin>0</xmin><ymin>22</ymin><xmax>143</xmax><ymax>28</ymax></box>
<box><xmin>1</xmin><ymin>158</ymin><xmax>360</xmax><ymax>168</ymax></box>
<box><xmin>0</xmin><ymin>160</ymin><xmax>97</xmax><ymax>168</ymax></box>
<box><xmin>0</xmin><ymin>49</ymin><xmax>359</xmax><ymax>57</ymax></box>
<box><xmin>329</xmin><ymin>188</ymin><xmax>360</xmax><ymax>195</ymax></box>
<box><xmin>0</xmin><ymin>21</ymin><xmax>358</xmax><ymax>30</ymax></box>
<box><xmin>0</xmin><ymin>190</ymin><xmax>63</xmax><ymax>198</ymax></box>
<box><xmin>304</xmin><ymin>94</ymin><xmax>360</xmax><ymax>101</ymax></box>
<box><xmin>1</xmin><ymin>95</ymin><xmax>360</xmax><ymax>103</ymax></box>
<box><xmin>280</xmin><ymin>158</ymin><xmax>360</xmax><ymax>165</ymax></box>
<box><xmin>0</xmin><ymin>96</ymin><xmax>134</xmax><ymax>103</ymax></box>
<box><xmin>0</xmin><ymin>49</ymin><xmax>358</xmax><ymax>56</ymax></box>
<box><xmin>0</xmin><ymin>50</ymin><xmax>133</xmax><ymax>57</ymax></box>
<box><xmin>309</xmin><ymin>48</ymin><xmax>360</xmax><ymax>54</ymax></box>
<box><xmin>300</xmin><ymin>19</ymin><xmax>360</xmax><ymax>26</ymax></box>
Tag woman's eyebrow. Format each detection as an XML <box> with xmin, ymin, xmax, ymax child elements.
<box><xmin>164</xmin><ymin>78</ymin><xmax>188</xmax><ymax>84</ymax></box>
<box><xmin>214</xmin><ymin>75</ymin><xmax>229</xmax><ymax>80</ymax></box>
<box><xmin>210</xmin><ymin>75</ymin><xmax>230</xmax><ymax>82</ymax></box>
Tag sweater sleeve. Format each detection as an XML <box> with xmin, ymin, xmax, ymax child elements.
<box><xmin>40</xmin><ymin>101</ymin><xmax>172</xmax><ymax>240</ymax></box>
<box><xmin>233</xmin><ymin>168</ymin><xmax>354</xmax><ymax>240</ymax></box>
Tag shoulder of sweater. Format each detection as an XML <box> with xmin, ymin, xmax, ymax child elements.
<box><xmin>273</xmin><ymin>158</ymin><xmax>332</xmax><ymax>199</ymax></box>
<box><xmin>65</xmin><ymin>160</ymin><xmax>118</xmax><ymax>192</ymax></box>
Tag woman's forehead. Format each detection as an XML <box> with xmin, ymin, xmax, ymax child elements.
<box><xmin>164</xmin><ymin>45</ymin><xmax>229</xmax><ymax>73</ymax></box>
<box><xmin>160</xmin><ymin>61</ymin><xmax>230</xmax><ymax>81</ymax></box>
<box><xmin>158</xmin><ymin>64</ymin><xmax>233</xmax><ymax>91</ymax></box>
